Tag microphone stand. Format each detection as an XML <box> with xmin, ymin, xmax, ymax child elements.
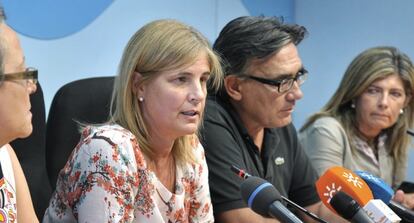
<box><xmin>281</xmin><ymin>196</ymin><xmax>329</xmax><ymax>223</ymax></box>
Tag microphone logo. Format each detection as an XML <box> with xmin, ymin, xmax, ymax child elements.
<box><xmin>356</xmin><ymin>172</ymin><xmax>382</xmax><ymax>185</ymax></box>
<box><xmin>342</xmin><ymin>172</ymin><xmax>363</xmax><ymax>188</ymax></box>
<box><xmin>323</xmin><ymin>183</ymin><xmax>342</xmax><ymax>203</ymax></box>
<box><xmin>316</xmin><ymin>166</ymin><xmax>373</xmax><ymax>213</ymax></box>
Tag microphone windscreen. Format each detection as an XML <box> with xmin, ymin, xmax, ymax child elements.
<box><xmin>316</xmin><ymin>166</ymin><xmax>373</xmax><ymax>213</ymax></box>
<box><xmin>240</xmin><ymin>176</ymin><xmax>282</xmax><ymax>216</ymax></box>
<box><xmin>354</xmin><ymin>170</ymin><xmax>394</xmax><ymax>204</ymax></box>
<box><xmin>330</xmin><ymin>191</ymin><xmax>361</xmax><ymax>220</ymax></box>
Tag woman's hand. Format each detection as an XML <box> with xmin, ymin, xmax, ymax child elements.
<box><xmin>393</xmin><ymin>189</ymin><xmax>414</xmax><ymax>210</ymax></box>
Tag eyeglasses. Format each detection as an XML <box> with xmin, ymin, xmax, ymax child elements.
<box><xmin>0</xmin><ymin>67</ymin><xmax>38</xmax><ymax>86</ymax></box>
<box><xmin>239</xmin><ymin>68</ymin><xmax>308</xmax><ymax>93</ymax></box>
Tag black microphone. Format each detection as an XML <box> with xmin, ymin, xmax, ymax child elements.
<box><xmin>330</xmin><ymin>191</ymin><xmax>375</xmax><ymax>223</ymax></box>
<box><xmin>389</xmin><ymin>200</ymin><xmax>414</xmax><ymax>223</ymax></box>
<box><xmin>230</xmin><ymin>165</ymin><xmax>329</xmax><ymax>223</ymax></box>
<box><xmin>230</xmin><ymin>165</ymin><xmax>251</xmax><ymax>179</ymax></box>
<box><xmin>407</xmin><ymin>129</ymin><xmax>414</xmax><ymax>136</ymax></box>
<box><xmin>240</xmin><ymin>176</ymin><xmax>304</xmax><ymax>223</ymax></box>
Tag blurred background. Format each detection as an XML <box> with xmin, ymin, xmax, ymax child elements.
<box><xmin>3</xmin><ymin>0</ymin><xmax>414</xmax><ymax>180</ymax></box>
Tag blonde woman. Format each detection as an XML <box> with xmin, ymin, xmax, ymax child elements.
<box><xmin>44</xmin><ymin>19</ymin><xmax>223</xmax><ymax>222</ymax></box>
<box><xmin>300</xmin><ymin>46</ymin><xmax>414</xmax><ymax>209</ymax></box>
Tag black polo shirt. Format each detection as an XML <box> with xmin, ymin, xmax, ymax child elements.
<box><xmin>200</xmin><ymin>95</ymin><xmax>320</xmax><ymax>215</ymax></box>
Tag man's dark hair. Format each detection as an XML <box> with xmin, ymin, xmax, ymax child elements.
<box><xmin>213</xmin><ymin>16</ymin><xmax>307</xmax><ymax>76</ymax></box>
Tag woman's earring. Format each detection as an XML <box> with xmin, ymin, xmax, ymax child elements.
<box><xmin>139</xmin><ymin>97</ymin><xmax>144</xmax><ymax>102</ymax></box>
<box><xmin>351</xmin><ymin>103</ymin><xmax>355</xmax><ymax>108</ymax></box>
<box><xmin>400</xmin><ymin>109</ymin><xmax>404</xmax><ymax>114</ymax></box>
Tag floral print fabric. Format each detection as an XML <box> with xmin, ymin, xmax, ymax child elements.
<box><xmin>43</xmin><ymin>124</ymin><xmax>213</xmax><ymax>223</ymax></box>
<box><xmin>0</xmin><ymin>146</ymin><xmax>17</xmax><ymax>223</ymax></box>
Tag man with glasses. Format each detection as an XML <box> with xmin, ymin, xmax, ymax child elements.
<box><xmin>200</xmin><ymin>16</ymin><xmax>346</xmax><ymax>222</ymax></box>
<box><xmin>0</xmin><ymin>7</ymin><xmax>39</xmax><ymax>222</ymax></box>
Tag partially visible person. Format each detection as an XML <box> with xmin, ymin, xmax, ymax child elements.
<box><xmin>200</xmin><ymin>16</ymin><xmax>347</xmax><ymax>223</ymax></box>
<box><xmin>300</xmin><ymin>46</ymin><xmax>414</xmax><ymax>209</ymax></box>
<box><xmin>0</xmin><ymin>7</ymin><xmax>40</xmax><ymax>223</ymax></box>
<box><xmin>43</xmin><ymin>19</ymin><xmax>222</xmax><ymax>222</ymax></box>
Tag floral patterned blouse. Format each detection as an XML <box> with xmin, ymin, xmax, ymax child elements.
<box><xmin>43</xmin><ymin>124</ymin><xmax>214</xmax><ymax>223</ymax></box>
<box><xmin>0</xmin><ymin>145</ymin><xmax>17</xmax><ymax>223</ymax></box>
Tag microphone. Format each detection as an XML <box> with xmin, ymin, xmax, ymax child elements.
<box><xmin>230</xmin><ymin>165</ymin><xmax>251</xmax><ymax>180</ymax></box>
<box><xmin>316</xmin><ymin>166</ymin><xmax>373</xmax><ymax>213</ymax></box>
<box><xmin>406</xmin><ymin>129</ymin><xmax>414</xmax><ymax>137</ymax></box>
<box><xmin>389</xmin><ymin>202</ymin><xmax>414</xmax><ymax>223</ymax></box>
<box><xmin>330</xmin><ymin>191</ymin><xmax>375</xmax><ymax>223</ymax></box>
<box><xmin>356</xmin><ymin>170</ymin><xmax>412</xmax><ymax>223</ymax></box>
<box><xmin>317</xmin><ymin>167</ymin><xmax>403</xmax><ymax>222</ymax></box>
<box><xmin>240</xmin><ymin>176</ymin><xmax>304</xmax><ymax>222</ymax></box>
<box><xmin>364</xmin><ymin>199</ymin><xmax>401</xmax><ymax>223</ymax></box>
<box><xmin>230</xmin><ymin>165</ymin><xmax>329</xmax><ymax>223</ymax></box>
<box><xmin>354</xmin><ymin>171</ymin><xmax>394</xmax><ymax>203</ymax></box>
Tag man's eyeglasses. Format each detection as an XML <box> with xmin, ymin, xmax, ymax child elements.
<box><xmin>239</xmin><ymin>68</ymin><xmax>308</xmax><ymax>93</ymax></box>
<box><xmin>0</xmin><ymin>67</ymin><xmax>38</xmax><ymax>86</ymax></box>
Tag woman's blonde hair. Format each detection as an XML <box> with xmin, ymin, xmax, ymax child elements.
<box><xmin>109</xmin><ymin>19</ymin><xmax>222</xmax><ymax>164</ymax></box>
<box><xmin>301</xmin><ymin>46</ymin><xmax>414</xmax><ymax>163</ymax></box>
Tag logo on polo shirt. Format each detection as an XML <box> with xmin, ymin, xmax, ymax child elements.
<box><xmin>274</xmin><ymin>157</ymin><xmax>285</xmax><ymax>165</ymax></box>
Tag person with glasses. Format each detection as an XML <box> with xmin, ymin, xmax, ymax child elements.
<box><xmin>0</xmin><ymin>7</ymin><xmax>39</xmax><ymax>223</ymax></box>
<box><xmin>299</xmin><ymin>46</ymin><xmax>414</xmax><ymax>210</ymax></box>
<box><xmin>200</xmin><ymin>16</ymin><xmax>346</xmax><ymax>222</ymax></box>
